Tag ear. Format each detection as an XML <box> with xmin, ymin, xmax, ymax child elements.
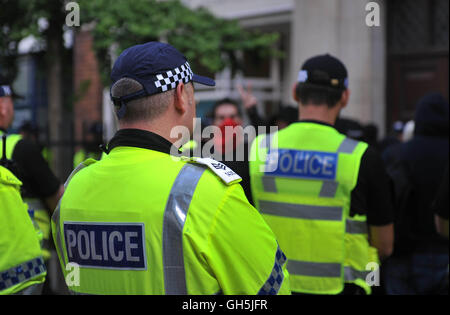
<box><xmin>0</xmin><ymin>98</ymin><xmax>5</xmax><ymax>116</ymax></box>
<box><xmin>292</xmin><ymin>83</ymin><xmax>299</xmax><ymax>103</ymax></box>
<box><xmin>174</xmin><ymin>82</ymin><xmax>187</xmax><ymax>114</ymax></box>
<box><xmin>340</xmin><ymin>89</ymin><xmax>350</xmax><ymax>109</ymax></box>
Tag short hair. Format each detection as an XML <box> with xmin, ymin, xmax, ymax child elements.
<box><xmin>111</xmin><ymin>78</ymin><xmax>174</xmax><ymax>123</ymax></box>
<box><xmin>212</xmin><ymin>98</ymin><xmax>241</xmax><ymax>119</ymax></box>
<box><xmin>295</xmin><ymin>83</ymin><xmax>345</xmax><ymax>108</ymax></box>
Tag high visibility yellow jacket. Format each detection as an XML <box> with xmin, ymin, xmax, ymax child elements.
<box><xmin>0</xmin><ymin>166</ymin><xmax>46</xmax><ymax>295</ymax></box>
<box><xmin>0</xmin><ymin>132</ymin><xmax>22</xmax><ymax>160</ymax></box>
<box><xmin>0</xmin><ymin>131</ymin><xmax>51</xmax><ymax>261</ymax></box>
<box><xmin>249</xmin><ymin>122</ymin><xmax>379</xmax><ymax>294</ymax></box>
<box><xmin>72</xmin><ymin>149</ymin><xmax>104</xmax><ymax>169</ymax></box>
<box><xmin>52</xmin><ymin>145</ymin><xmax>291</xmax><ymax>295</ymax></box>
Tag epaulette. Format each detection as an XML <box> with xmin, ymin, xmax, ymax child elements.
<box><xmin>185</xmin><ymin>157</ymin><xmax>242</xmax><ymax>186</ymax></box>
<box><xmin>0</xmin><ymin>166</ymin><xmax>22</xmax><ymax>187</ymax></box>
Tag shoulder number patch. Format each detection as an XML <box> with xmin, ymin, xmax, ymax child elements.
<box><xmin>191</xmin><ymin>157</ymin><xmax>242</xmax><ymax>185</ymax></box>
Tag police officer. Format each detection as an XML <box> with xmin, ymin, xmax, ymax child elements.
<box><xmin>0</xmin><ymin>78</ymin><xmax>64</xmax><ymax>293</ymax></box>
<box><xmin>72</xmin><ymin>121</ymin><xmax>105</xmax><ymax>169</ymax></box>
<box><xmin>249</xmin><ymin>54</ymin><xmax>394</xmax><ymax>295</ymax></box>
<box><xmin>52</xmin><ymin>42</ymin><xmax>290</xmax><ymax>295</ymax></box>
<box><xmin>0</xmin><ymin>165</ymin><xmax>47</xmax><ymax>295</ymax></box>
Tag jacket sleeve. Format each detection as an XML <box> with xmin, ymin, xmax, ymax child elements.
<box><xmin>206</xmin><ymin>183</ymin><xmax>291</xmax><ymax>295</ymax></box>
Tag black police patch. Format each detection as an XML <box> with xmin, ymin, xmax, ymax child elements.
<box><xmin>64</xmin><ymin>222</ymin><xmax>147</xmax><ymax>270</ymax></box>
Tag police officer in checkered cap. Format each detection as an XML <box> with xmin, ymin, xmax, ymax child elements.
<box><xmin>52</xmin><ymin>42</ymin><xmax>291</xmax><ymax>295</ymax></box>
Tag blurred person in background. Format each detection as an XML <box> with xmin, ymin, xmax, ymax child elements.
<box><xmin>334</xmin><ymin>117</ymin><xmax>365</xmax><ymax>141</ymax></box>
<box><xmin>379</xmin><ymin>121</ymin><xmax>405</xmax><ymax>154</ymax></box>
<box><xmin>208</xmin><ymin>94</ymin><xmax>300</xmax><ymax>205</ymax></box>
<box><xmin>73</xmin><ymin>121</ymin><xmax>104</xmax><ymax>169</ymax></box>
<box><xmin>270</xmin><ymin>106</ymin><xmax>299</xmax><ymax>130</ymax></box>
<box><xmin>207</xmin><ymin>98</ymin><xmax>253</xmax><ymax>203</ymax></box>
<box><xmin>1</xmin><ymin>78</ymin><xmax>63</xmax><ymax>295</ymax></box>
<box><xmin>363</xmin><ymin>123</ymin><xmax>379</xmax><ymax>150</ymax></box>
<box><xmin>238</xmin><ymin>84</ymin><xmax>298</xmax><ymax>131</ymax></box>
<box><xmin>19</xmin><ymin>121</ymin><xmax>39</xmax><ymax>143</ymax></box>
<box><xmin>402</xmin><ymin>120</ymin><xmax>415</xmax><ymax>143</ymax></box>
<box><xmin>433</xmin><ymin>164</ymin><xmax>449</xmax><ymax>239</ymax></box>
<box><xmin>382</xmin><ymin>92</ymin><xmax>449</xmax><ymax>295</ymax></box>
<box><xmin>19</xmin><ymin>121</ymin><xmax>52</xmax><ymax>165</ymax></box>
<box><xmin>0</xmin><ymin>164</ymin><xmax>47</xmax><ymax>295</ymax></box>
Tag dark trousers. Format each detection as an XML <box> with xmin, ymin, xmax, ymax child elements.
<box><xmin>292</xmin><ymin>284</ymin><xmax>367</xmax><ymax>295</ymax></box>
<box><xmin>383</xmin><ymin>251</ymin><xmax>449</xmax><ymax>295</ymax></box>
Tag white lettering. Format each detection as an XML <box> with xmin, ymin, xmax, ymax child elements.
<box><xmin>65</xmin><ymin>2</ymin><xmax>80</xmax><ymax>27</ymax></box>
<box><xmin>279</xmin><ymin>152</ymin><xmax>293</xmax><ymax>173</ymax></box>
<box><xmin>322</xmin><ymin>156</ymin><xmax>334</xmax><ymax>176</ymax></box>
<box><xmin>309</xmin><ymin>155</ymin><xmax>322</xmax><ymax>175</ymax></box>
<box><xmin>170</xmin><ymin>125</ymin><xmax>190</xmax><ymax>157</ymax></box>
<box><xmin>183</xmin><ymin>300</ymin><xmax>216</xmax><ymax>312</ymax></box>
<box><xmin>293</xmin><ymin>152</ymin><xmax>304</xmax><ymax>174</ymax></box>
<box><xmin>366</xmin><ymin>2</ymin><xmax>381</xmax><ymax>27</ymax></box>
<box><xmin>366</xmin><ymin>262</ymin><xmax>380</xmax><ymax>287</ymax></box>
<box><xmin>102</xmin><ymin>231</ymin><xmax>108</xmax><ymax>261</ymax></box>
<box><xmin>302</xmin><ymin>152</ymin><xmax>309</xmax><ymax>174</ymax></box>
<box><xmin>66</xmin><ymin>230</ymin><xmax>77</xmax><ymax>258</ymax></box>
<box><xmin>90</xmin><ymin>231</ymin><xmax>102</xmax><ymax>261</ymax></box>
<box><xmin>77</xmin><ymin>230</ymin><xmax>90</xmax><ymax>260</ymax></box>
<box><xmin>65</xmin><ymin>262</ymin><xmax>80</xmax><ymax>287</ymax></box>
<box><xmin>125</xmin><ymin>232</ymin><xmax>140</xmax><ymax>262</ymax></box>
<box><xmin>109</xmin><ymin>231</ymin><xmax>124</xmax><ymax>262</ymax></box>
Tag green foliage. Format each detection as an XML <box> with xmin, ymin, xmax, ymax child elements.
<box><xmin>1</xmin><ymin>0</ymin><xmax>280</xmax><ymax>85</ymax></box>
<box><xmin>0</xmin><ymin>0</ymin><xmax>67</xmax><ymax>79</ymax></box>
<box><xmin>78</xmin><ymin>0</ymin><xmax>280</xmax><ymax>85</ymax></box>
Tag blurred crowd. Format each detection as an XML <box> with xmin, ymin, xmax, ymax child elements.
<box><xmin>1</xmin><ymin>68</ymin><xmax>448</xmax><ymax>296</ymax></box>
<box><xmin>181</xmin><ymin>87</ymin><xmax>449</xmax><ymax>295</ymax></box>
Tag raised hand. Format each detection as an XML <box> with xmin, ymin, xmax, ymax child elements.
<box><xmin>237</xmin><ymin>83</ymin><xmax>258</xmax><ymax>110</ymax></box>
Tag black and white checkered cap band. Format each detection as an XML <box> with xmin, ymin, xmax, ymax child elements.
<box><xmin>154</xmin><ymin>62</ymin><xmax>193</xmax><ymax>93</ymax></box>
<box><xmin>0</xmin><ymin>85</ymin><xmax>12</xmax><ymax>97</ymax></box>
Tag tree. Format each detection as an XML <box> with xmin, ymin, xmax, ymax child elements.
<box><xmin>78</xmin><ymin>0</ymin><xmax>280</xmax><ymax>84</ymax></box>
<box><xmin>0</xmin><ymin>0</ymin><xmax>68</xmax><ymax>178</ymax></box>
<box><xmin>1</xmin><ymin>0</ymin><xmax>280</xmax><ymax>177</ymax></box>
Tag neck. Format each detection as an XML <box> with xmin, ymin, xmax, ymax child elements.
<box><xmin>119</xmin><ymin>120</ymin><xmax>178</xmax><ymax>144</ymax></box>
<box><xmin>298</xmin><ymin>104</ymin><xmax>339</xmax><ymax>126</ymax></box>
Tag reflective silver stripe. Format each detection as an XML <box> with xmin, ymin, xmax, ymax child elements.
<box><xmin>0</xmin><ymin>257</ymin><xmax>46</xmax><ymax>292</ymax></box>
<box><xmin>258</xmin><ymin>246</ymin><xmax>287</xmax><ymax>295</ymax></box>
<box><xmin>287</xmin><ymin>260</ymin><xmax>342</xmax><ymax>278</ymax></box>
<box><xmin>163</xmin><ymin>163</ymin><xmax>205</xmax><ymax>295</ymax></box>
<box><xmin>64</xmin><ymin>162</ymin><xmax>88</xmax><ymax>189</ymax></box>
<box><xmin>24</xmin><ymin>198</ymin><xmax>46</xmax><ymax>211</ymax></box>
<box><xmin>52</xmin><ymin>199</ymin><xmax>64</xmax><ymax>264</ymax></box>
<box><xmin>319</xmin><ymin>181</ymin><xmax>338</xmax><ymax>198</ymax></box>
<box><xmin>259</xmin><ymin>134</ymin><xmax>273</xmax><ymax>149</ymax></box>
<box><xmin>51</xmin><ymin>162</ymin><xmax>89</xmax><ymax>267</ymax></box>
<box><xmin>337</xmin><ymin>138</ymin><xmax>359</xmax><ymax>154</ymax></box>
<box><xmin>259</xmin><ymin>200</ymin><xmax>343</xmax><ymax>221</ymax></box>
<box><xmin>262</xmin><ymin>176</ymin><xmax>277</xmax><ymax>193</ymax></box>
<box><xmin>346</xmin><ymin>219</ymin><xmax>368</xmax><ymax>235</ymax></box>
<box><xmin>13</xmin><ymin>283</ymin><xmax>44</xmax><ymax>295</ymax></box>
<box><xmin>69</xmin><ymin>289</ymin><xmax>94</xmax><ymax>295</ymax></box>
<box><xmin>344</xmin><ymin>266</ymin><xmax>370</xmax><ymax>282</ymax></box>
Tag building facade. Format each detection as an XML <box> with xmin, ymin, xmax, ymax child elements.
<box><xmin>182</xmin><ymin>0</ymin><xmax>449</xmax><ymax>136</ymax></box>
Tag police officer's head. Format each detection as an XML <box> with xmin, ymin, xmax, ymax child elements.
<box><xmin>110</xmin><ymin>42</ymin><xmax>215</xmax><ymax>134</ymax></box>
<box><xmin>0</xmin><ymin>76</ymin><xmax>15</xmax><ymax>131</ymax></box>
<box><xmin>293</xmin><ymin>54</ymin><xmax>349</xmax><ymax>121</ymax></box>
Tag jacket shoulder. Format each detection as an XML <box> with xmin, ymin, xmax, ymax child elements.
<box><xmin>185</xmin><ymin>157</ymin><xmax>241</xmax><ymax>186</ymax></box>
<box><xmin>0</xmin><ymin>166</ymin><xmax>22</xmax><ymax>187</ymax></box>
